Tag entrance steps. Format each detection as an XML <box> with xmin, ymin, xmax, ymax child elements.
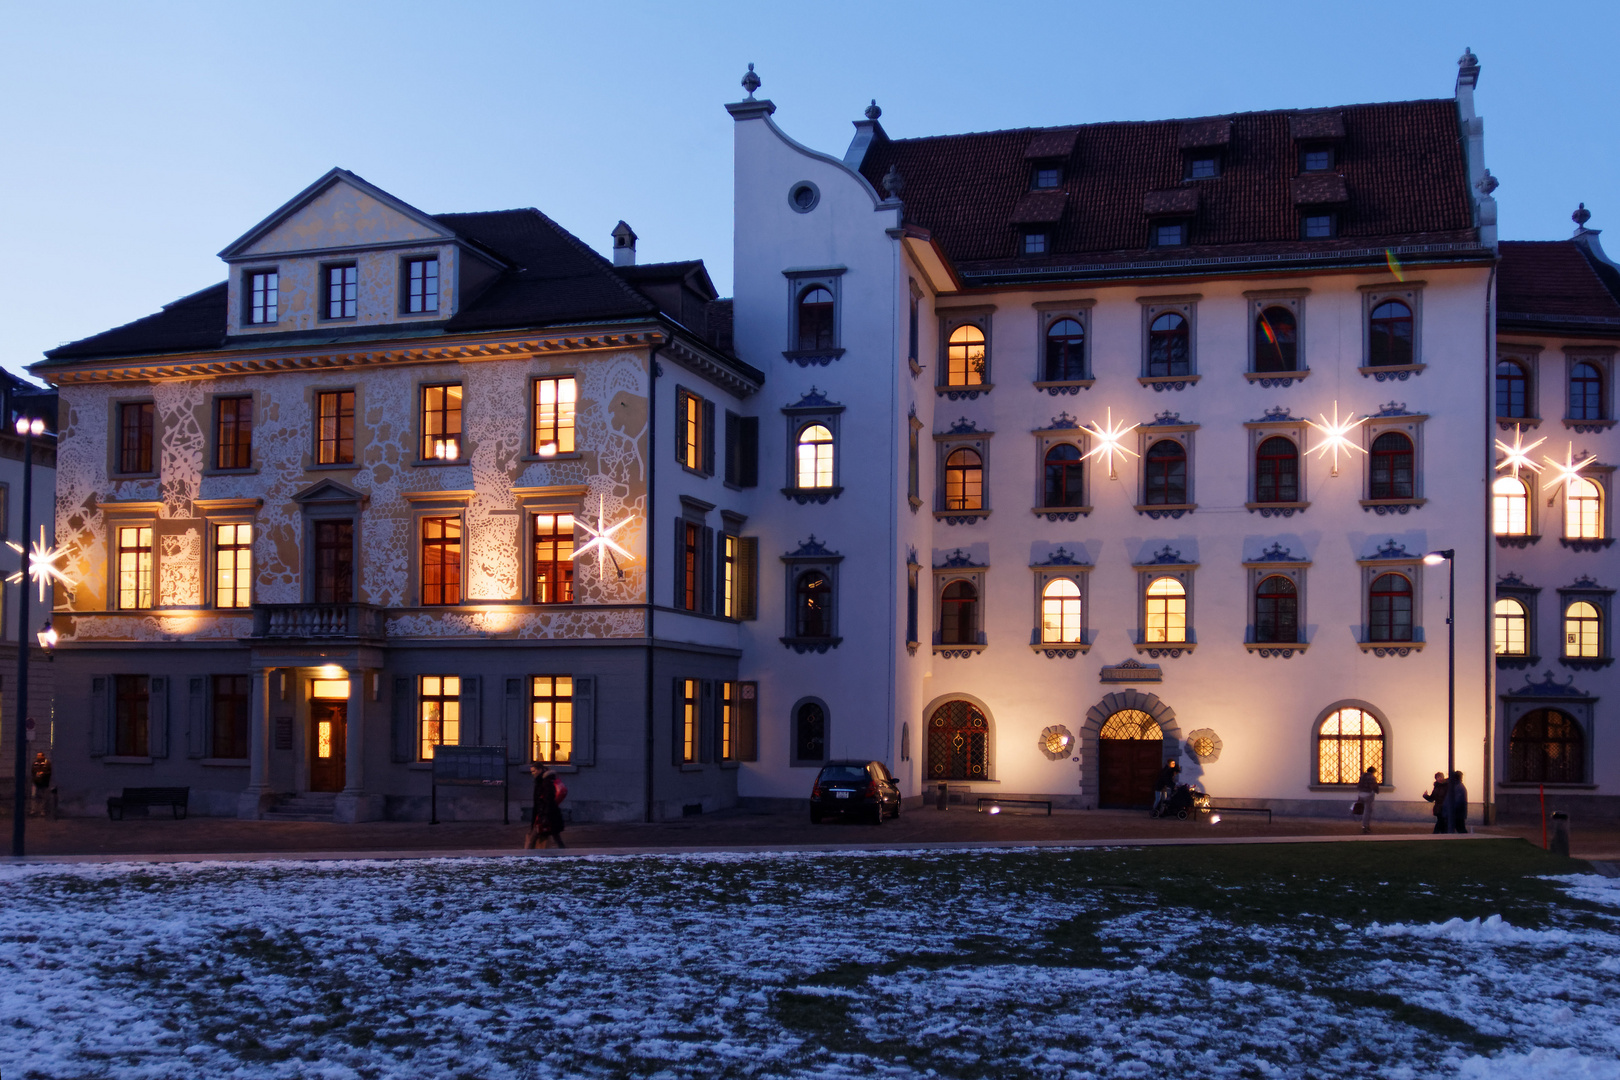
<box><xmin>264</xmin><ymin>792</ymin><xmax>338</xmax><ymax>822</ymax></box>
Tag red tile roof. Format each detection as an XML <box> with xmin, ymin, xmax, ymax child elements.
<box><xmin>1498</xmin><ymin>240</ymin><xmax>1620</xmax><ymax>328</ymax></box>
<box><xmin>858</xmin><ymin>98</ymin><xmax>1480</xmax><ymax>276</ymax></box>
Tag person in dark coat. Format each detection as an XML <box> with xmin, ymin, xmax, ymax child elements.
<box><xmin>1445</xmin><ymin>771</ymin><xmax>1468</xmax><ymax>835</ymax></box>
<box><xmin>524</xmin><ymin>764</ymin><xmax>567</xmax><ymax>850</ymax></box>
<box><xmin>1423</xmin><ymin>772</ymin><xmax>1449</xmax><ymax>834</ymax></box>
<box><xmin>1355</xmin><ymin>766</ymin><xmax>1380</xmax><ymax>833</ymax></box>
<box><xmin>1153</xmin><ymin>760</ymin><xmax>1181</xmax><ymax>815</ymax></box>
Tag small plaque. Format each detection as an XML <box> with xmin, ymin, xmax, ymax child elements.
<box><xmin>432</xmin><ymin>745</ymin><xmax>507</xmax><ymax>787</ymax></box>
<box><xmin>273</xmin><ymin>716</ymin><xmax>293</xmax><ymax>750</ymax></box>
<box><xmin>1099</xmin><ymin>659</ymin><xmax>1163</xmax><ymax>683</ymax></box>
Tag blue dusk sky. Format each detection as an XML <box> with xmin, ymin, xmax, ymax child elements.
<box><xmin>2</xmin><ymin>1</ymin><xmax>1615</xmax><ymax>381</ymax></box>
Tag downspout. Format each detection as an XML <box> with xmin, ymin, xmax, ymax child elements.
<box><xmin>1482</xmin><ymin>262</ymin><xmax>1497</xmax><ymax>824</ymax></box>
<box><xmin>644</xmin><ymin>334</ymin><xmax>665</xmax><ymax>824</ymax></box>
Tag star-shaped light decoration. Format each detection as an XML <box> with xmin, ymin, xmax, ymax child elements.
<box><xmin>1541</xmin><ymin>441</ymin><xmax>1598</xmax><ymax>500</ymax></box>
<box><xmin>1494</xmin><ymin>424</ymin><xmax>1546</xmax><ymax>477</ymax></box>
<box><xmin>7</xmin><ymin>525</ymin><xmax>72</xmax><ymax>604</ymax></box>
<box><xmin>1080</xmin><ymin>406</ymin><xmax>1139</xmax><ymax>480</ymax></box>
<box><xmin>570</xmin><ymin>495</ymin><xmax>634</xmax><ymax>579</ymax></box>
<box><xmin>1305</xmin><ymin>401</ymin><xmax>1368</xmax><ymax>477</ymax></box>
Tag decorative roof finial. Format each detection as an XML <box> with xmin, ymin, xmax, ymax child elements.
<box><xmin>881</xmin><ymin>164</ymin><xmax>905</xmax><ymax>200</ymax></box>
<box><xmin>1574</xmin><ymin>202</ymin><xmax>1592</xmax><ymax>229</ymax></box>
<box><xmin>741</xmin><ymin>63</ymin><xmax>761</xmax><ymax>99</ymax></box>
<box><xmin>1458</xmin><ymin>46</ymin><xmax>1478</xmax><ymax>70</ymax></box>
<box><xmin>865</xmin><ymin>99</ymin><xmax>882</xmax><ymax>120</ymax></box>
<box><xmin>1476</xmin><ymin>169</ymin><xmax>1498</xmax><ymax>196</ymax></box>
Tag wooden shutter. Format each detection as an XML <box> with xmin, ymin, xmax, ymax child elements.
<box><xmin>504</xmin><ymin>677</ymin><xmax>526</xmax><ymax>763</ymax></box>
<box><xmin>148</xmin><ymin>675</ymin><xmax>169</xmax><ymax>758</ymax></box>
<box><xmin>674</xmin><ymin>387</ymin><xmax>689</xmax><ymax>464</ymax></box>
<box><xmin>698</xmin><ymin>680</ymin><xmax>714</xmax><ymax>763</ymax></box>
<box><xmin>702</xmin><ymin>399</ymin><xmax>716</xmax><ymax>475</ymax></box>
<box><xmin>724</xmin><ymin>411</ymin><xmax>740</xmax><ymax>486</ymax></box>
<box><xmin>673</xmin><ymin>518</ymin><xmax>687</xmax><ymax>608</ymax></box>
<box><xmin>736</xmin><ymin>681</ymin><xmax>758</xmax><ymax>762</ymax></box>
<box><xmin>458</xmin><ymin>676</ymin><xmax>480</xmax><ymax>746</ymax></box>
<box><xmin>89</xmin><ymin>676</ymin><xmax>107</xmax><ymax>757</ymax></box>
<box><xmin>186</xmin><ymin>676</ymin><xmax>208</xmax><ymax>758</ymax></box>
<box><xmin>700</xmin><ymin>527</ymin><xmax>715</xmax><ymax>614</ymax></box>
<box><xmin>572</xmin><ymin>675</ymin><xmax>596</xmax><ymax>767</ymax></box>
<box><xmin>391</xmin><ymin>676</ymin><xmax>413</xmax><ymax>762</ymax></box>
<box><xmin>671</xmin><ymin>679</ymin><xmax>685</xmax><ymax>765</ymax></box>
<box><xmin>736</xmin><ymin>537</ymin><xmax>758</xmax><ymax>620</ymax></box>
<box><xmin>739</xmin><ymin>417</ymin><xmax>759</xmax><ymax>488</ymax></box>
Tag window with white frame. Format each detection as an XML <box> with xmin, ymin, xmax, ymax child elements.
<box><xmin>244</xmin><ymin>269</ymin><xmax>278</xmax><ymax>325</ymax></box>
<box><xmin>1557</xmin><ymin>579</ymin><xmax>1612</xmax><ymax>665</ymax></box>
<box><xmin>1030</xmin><ymin>551</ymin><xmax>1089</xmax><ymax>651</ymax></box>
<box><xmin>1565</xmin><ymin>476</ymin><xmax>1606</xmax><ymax>541</ymax></box>
<box><xmin>1495</xmin><ymin>598</ymin><xmax>1529</xmax><ymax>656</ymax></box>
<box><xmin>934</xmin><ymin>420</ymin><xmax>991</xmax><ymax>519</ymax></box>
<box><xmin>1132</xmin><ymin>549</ymin><xmax>1195</xmax><ymax>651</ymax></box>
<box><xmin>781</xmin><ymin>389</ymin><xmax>843</xmax><ymax>500</ymax></box>
<box><xmin>1493</xmin><ymin>475</ymin><xmax>1532</xmax><ymax>536</ymax></box>
<box><xmin>937</xmin><ymin>308</ymin><xmax>993</xmax><ymax>392</ymax></box>
<box><xmin>404</xmin><ymin>257</ymin><xmax>440</xmax><ymax>314</ymax></box>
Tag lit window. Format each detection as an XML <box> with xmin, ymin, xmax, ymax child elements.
<box><xmin>940</xmin><ymin>581</ymin><xmax>979</xmax><ymax>645</ymax></box>
<box><xmin>247</xmin><ymin>271</ymin><xmax>277</xmax><ymax>325</ymax></box>
<box><xmin>1368</xmin><ymin>573</ymin><xmax>1413</xmax><ymax>642</ymax></box>
<box><xmin>796</xmin><ymin>424</ymin><xmax>835</xmax><ymax>488</ymax></box>
<box><xmin>317</xmin><ymin>391</ymin><xmax>355</xmax><ymax>465</ymax></box>
<box><xmin>944</xmin><ymin>448</ymin><xmax>983</xmax><ymax>510</ymax></box>
<box><xmin>1493</xmin><ymin>476</ymin><xmax>1529</xmax><ymax>535</ymax></box>
<box><xmin>1041</xmin><ymin>579</ymin><xmax>1082</xmax><ymax>644</ymax></box>
<box><xmin>1317</xmin><ymin>707</ymin><xmax>1383</xmax><ymax>784</ymax></box>
<box><xmin>405</xmin><ymin>258</ymin><xmax>439</xmax><ymax>313</ymax></box>
<box><xmin>1369</xmin><ymin>432</ymin><xmax>1415</xmax><ymax>500</ymax></box>
<box><xmin>419</xmin><ymin>675</ymin><xmax>461</xmax><ymax>760</ymax></box>
<box><xmin>677</xmin><ymin>388</ymin><xmax>712</xmax><ymax>472</ymax></box>
<box><xmin>1494</xmin><ymin>598</ymin><xmax>1527</xmax><ymax>655</ymax></box>
<box><xmin>1566</xmin><ymin>477</ymin><xmax>1603</xmax><ymax>539</ymax></box>
<box><xmin>1023</xmin><ymin>232</ymin><xmax>1047</xmax><ymax>255</ymax></box>
<box><xmin>1496</xmin><ymin>361</ymin><xmax>1530</xmax><ymax>418</ymax></box>
<box><xmin>1255</xmin><ymin>575</ymin><xmax>1298</xmax><ymax>643</ymax></box>
<box><xmin>946</xmin><ymin>325</ymin><xmax>987</xmax><ymax>386</ymax></box>
<box><xmin>1187</xmin><ymin>157</ymin><xmax>1218</xmax><ymax>179</ymax></box>
<box><xmin>533</xmin><ymin>514</ymin><xmax>574</xmax><ymax>603</ymax></box>
<box><xmin>421</xmin><ymin>517</ymin><xmax>462</xmax><ymax>606</ymax></box>
<box><xmin>1154</xmin><ymin>223</ymin><xmax>1186</xmax><ymax>246</ymax></box>
<box><xmin>325</xmin><ymin>264</ymin><xmax>358</xmax><ymax>319</ymax></box>
<box><xmin>215</xmin><ymin>396</ymin><xmax>252</xmax><ymax>470</ymax></box>
<box><xmin>1254</xmin><ymin>307</ymin><xmax>1298</xmax><ymax>372</ymax></box>
<box><xmin>116</xmin><ymin>526</ymin><xmax>153</xmax><ymax>610</ymax></box>
<box><xmin>1302</xmin><ymin>214</ymin><xmax>1335</xmax><ymax>239</ymax></box>
<box><xmin>722</xmin><ymin>535</ymin><xmax>738</xmax><ymax>618</ymax></box>
<box><xmin>214</xmin><ymin>523</ymin><xmax>253</xmax><ymax>608</ymax></box>
<box><xmin>421</xmin><ymin>384</ymin><xmax>462</xmax><ymax>459</ymax></box>
<box><xmin>1032</xmin><ymin>166</ymin><xmax>1061</xmax><ymax>189</ymax></box>
<box><xmin>721</xmin><ymin>682</ymin><xmax>735</xmax><ymax>760</ymax></box>
<box><xmin>533</xmin><ymin>376</ymin><xmax>577</xmax><ymax>454</ymax></box>
<box><xmin>1044</xmin><ymin>318</ymin><xmax>1085</xmax><ymax>381</ymax></box>
<box><xmin>1148</xmin><ymin>313</ymin><xmax>1190</xmax><ymax>376</ymax></box>
<box><xmin>679</xmin><ymin>679</ymin><xmax>698</xmax><ymax>763</ymax></box>
<box><xmin>1145</xmin><ymin>576</ymin><xmax>1186</xmax><ymax>643</ymax></box>
<box><xmin>797</xmin><ymin>286</ymin><xmax>835</xmax><ymax>351</ymax></box>
<box><xmin>531</xmin><ymin>676</ymin><xmax>573</xmax><ymax>763</ymax></box>
<box><xmin>1565</xmin><ymin>602</ymin><xmax>1601</xmax><ymax>658</ymax></box>
<box><xmin>1368</xmin><ymin>300</ymin><xmax>1414</xmax><ymax>366</ymax></box>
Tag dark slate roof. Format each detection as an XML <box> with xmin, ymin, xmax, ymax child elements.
<box><xmin>858</xmin><ymin>98</ymin><xmax>1479</xmax><ymax>274</ymax></box>
<box><xmin>1498</xmin><ymin>239</ymin><xmax>1620</xmax><ymax>332</ymax></box>
<box><xmin>705</xmin><ymin>299</ymin><xmax>734</xmax><ymax>354</ymax></box>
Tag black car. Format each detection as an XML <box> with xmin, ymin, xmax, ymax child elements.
<box><xmin>810</xmin><ymin>760</ymin><xmax>901</xmax><ymax>824</ymax></box>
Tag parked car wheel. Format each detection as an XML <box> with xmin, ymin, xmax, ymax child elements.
<box><xmin>870</xmin><ymin>802</ymin><xmax>884</xmax><ymax>826</ymax></box>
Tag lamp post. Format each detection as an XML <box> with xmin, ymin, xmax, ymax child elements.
<box><xmin>1423</xmin><ymin>549</ymin><xmax>1456</xmax><ymax>776</ymax></box>
<box><xmin>11</xmin><ymin>415</ymin><xmax>44</xmax><ymax>857</ymax></box>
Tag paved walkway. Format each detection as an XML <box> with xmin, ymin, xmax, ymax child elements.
<box><xmin>6</xmin><ymin>806</ymin><xmax>1613</xmax><ymax>864</ymax></box>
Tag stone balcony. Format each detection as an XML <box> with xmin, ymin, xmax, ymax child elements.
<box><xmin>250</xmin><ymin>603</ymin><xmax>386</xmax><ymax>640</ymax></box>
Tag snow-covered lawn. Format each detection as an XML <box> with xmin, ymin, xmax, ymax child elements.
<box><xmin>2</xmin><ymin>843</ymin><xmax>1618</xmax><ymax>1079</ymax></box>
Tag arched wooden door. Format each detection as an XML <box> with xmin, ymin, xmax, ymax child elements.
<box><xmin>927</xmin><ymin>700</ymin><xmax>990</xmax><ymax>781</ymax></box>
<box><xmin>1097</xmin><ymin>709</ymin><xmax>1163</xmax><ymax>809</ymax></box>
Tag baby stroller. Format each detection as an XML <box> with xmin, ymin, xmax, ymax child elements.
<box><xmin>1154</xmin><ymin>782</ymin><xmax>1211</xmax><ymax>820</ymax></box>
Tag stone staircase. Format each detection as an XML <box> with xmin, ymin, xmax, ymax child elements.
<box><xmin>263</xmin><ymin>792</ymin><xmax>337</xmax><ymax>823</ymax></box>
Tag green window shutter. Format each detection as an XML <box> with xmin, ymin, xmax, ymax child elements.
<box><xmin>89</xmin><ymin>677</ymin><xmax>107</xmax><ymax>757</ymax></box>
<box><xmin>148</xmin><ymin>675</ymin><xmax>169</xmax><ymax>758</ymax></box>
<box><xmin>505</xmin><ymin>677</ymin><xmax>526</xmax><ymax>763</ymax></box>
<box><xmin>572</xmin><ymin>675</ymin><xmax>596</xmax><ymax>767</ymax></box>
<box><xmin>391</xmin><ymin>677</ymin><xmax>413</xmax><ymax>762</ymax></box>
<box><xmin>186</xmin><ymin>676</ymin><xmax>208</xmax><ymax>758</ymax></box>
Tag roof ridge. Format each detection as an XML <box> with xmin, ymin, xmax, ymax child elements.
<box><xmin>505</xmin><ymin>206</ymin><xmax>658</xmax><ymax>313</ymax></box>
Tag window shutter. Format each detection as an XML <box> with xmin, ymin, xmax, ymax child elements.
<box><xmin>700</xmin><ymin>527</ymin><xmax>716</xmax><ymax>614</ymax></box>
<box><xmin>737</xmin><ymin>681</ymin><xmax>758</xmax><ymax>761</ymax></box>
<box><xmin>724</xmin><ymin>411</ymin><xmax>740</xmax><ymax>486</ymax></box>
<box><xmin>504</xmin><ymin>677</ymin><xmax>526</xmax><ymax>763</ymax></box>
<box><xmin>737</xmin><ymin>537</ymin><xmax>758</xmax><ymax>620</ymax></box>
<box><xmin>148</xmin><ymin>675</ymin><xmax>169</xmax><ymax>758</ymax></box>
<box><xmin>740</xmin><ymin>417</ymin><xmax>759</xmax><ymax>488</ymax></box>
<box><xmin>674</xmin><ymin>388</ymin><xmax>689</xmax><ymax>463</ymax></box>
<box><xmin>459</xmin><ymin>676</ymin><xmax>480</xmax><ymax>746</ymax></box>
<box><xmin>187</xmin><ymin>676</ymin><xmax>207</xmax><ymax>758</ymax></box>
<box><xmin>89</xmin><ymin>676</ymin><xmax>107</xmax><ymax>757</ymax></box>
<box><xmin>674</xmin><ymin>518</ymin><xmax>687</xmax><ymax>608</ymax></box>
<box><xmin>391</xmin><ymin>677</ymin><xmax>413</xmax><ymax>762</ymax></box>
<box><xmin>699</xmin><ymin>680</ymin><xmax>714</xmax><ymax>763</ymax></box>
<box><xmin>672</xmin><ymin>679</ymin><xmax>685</xmax><ymax>766</ymax></box>
<box><xmin>572</xmin><ymin>675</ymin><xmax>596</xmax><ymax>767</ymax></box>
<box><xmin>702</xmin><ymin>399</ymin><xmax>716</xmax><ymax>475</ymax></box>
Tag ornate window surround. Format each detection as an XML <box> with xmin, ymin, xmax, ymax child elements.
<box><xmin>1138</xmin><ymin>293</ymin><xmax>1200</xmax><ymax>390</ymax></box>
<box><xmin>934</xmin><ymin>417</ymin><xmax>992</xmax><ymax>524</ymax></box>
<box><xmin>780</xmin><ymin>387</ymin><xmax>844</xmax><ymax>504</ymax></box>
<box><xmin>933</xmin><ymin>548</ymin><xmax>987</xmax><ymax>657</ymax></box>
<box><xmin>1135</xmin><ymin>413</ymin><xmax>1198</xmax><ymax>518</ymax></box>
<box><xmin>1360</xmin><ymin>403</ymin><xmax>1428</xmax><ymax>513</ymax></box>
<box><xmin>1307</xmin><ymin>699</ymin><xmax>1393</xmax><ymax>790</ymax></box>
<box><xmin>1355</xmin><ymin>538</ymin><xmax>1424</xmax><ymax>654</ymax></box>
<box><xmin>1244</xmin><ymin>407</ymin><xmax>1310</xmax><ymax>516</ymax></box>
<box><xmin>1557</xmin><ymin>576</ymin><xmax>1614</xmax><ymax>670</ymax></box>
<box><xmin>1031</xmin><ymin>412</ymin><xmax>1091</xmax><ymax>520</ymax></box>
<box><xmin>780</xmin><ymin>535</ymin><xmax>842</xmax><ymax>653</ymax></box>
<box><xmin>292</xmin><ymin>478</ymin><xmax>368</xmax><ymax>606</ymax></box>
<box><xmin>1243</xmin><ymin>288</ymin><xmax>1310</xmax><ymax>385</ymax></box>
<box><xmin>781</xmin><ymin>266</ymin><xmax>846</xmax><ymax>365</ymax></box>
<box><xmin>1358</xmin><ymin>280</ymin><xmax>1425</xmax><ymax>380</ymax></box>
<box><xmin>1032</xmin><ymin>298</ymin><xmax>1096</xmax><ymax>393</ymax></box>
<box><xmin>1560</xmin><ymin>463</ymin><xmax>1615</xmax><ymax>550</ymax></box>
<box><xmin>1132</xmin><ymin>545</ymin><xmax>1197</xmax><ymax>656</ymax></box>
<box><xmin>1497</xmin><ymin>671</ymin><xmax>1596</xmax><ymax>788</ymax></box>
<box><xmin>936</xmin><ymin>304</ymin><xmax>995</xmax><ymax>399</ymax></box>
<box><xmin>1495</xmin><ymin>572</ymin><xmax>1541</xmax><ymax>669</ymax></box>
<box><xmin>1243</xmin><ymin>542</ymin><xmax>1310</xmax><ymax>655</ymax></box>
<box><xmin>1496</xmin><ymin>343</ymin><xmax>1543</xmax><ymax>428</ymax></box>
<box><xmin>1029</xmin><ymin>546</ymin><xmax>1092</xmax><ymax>656</ymax></box>
<box><xmin>101</xmin><ymin>501</ymin><xmax>161</xmax><ymax>611</ymax></box>
<box><xmin>1493</xmin><ymin>470</ymin><xmax>1542</xmax><ymax>548</ymax></box>
<box><xmin>1564</xmin><ymin>347</ymin><xmax>1616</xmax><ymax>431</ymax></box>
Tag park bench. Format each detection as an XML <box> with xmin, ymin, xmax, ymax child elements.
<box><xmin>1206</xmin><ymin>802</ymin><xmax>1271</xmax><ymax>824</ymax></box>
<box><xmin>976</xmin><ymin>797</ymin><xmax>1052</xmax><ymax>816</ymax></box>
<box><xmin>107</xmin><ymin>787</ymin><xmax>190</xmax><ymax>821</ymax></box>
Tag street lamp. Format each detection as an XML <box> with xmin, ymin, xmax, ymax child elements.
<box><xmin>11</xmin><ymin>415</ymin><xmax>45</xmax><ymax>857</ymax></box>
<box><xmin>1423</xmin><ymin>549</ymin><xmax>1456</xmax><ymax>776</ymax></box>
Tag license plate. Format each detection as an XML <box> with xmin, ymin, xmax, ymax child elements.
<box><xmin>835</xmin><ymin>791</ymin><xmax>850</xmax><ymax>799</ymax></box>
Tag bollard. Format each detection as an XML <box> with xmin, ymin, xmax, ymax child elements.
<box><xmin>1550</xmin><ymin>811</ymin><xmax>1571</xmax><ymax>859</ymax></box>
<box><xmin>936</xmin><ymin>782</ymin><xmax>948</xmax><ymax>811</ymax></box>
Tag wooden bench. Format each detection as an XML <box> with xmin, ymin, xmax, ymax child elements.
<box><xmin>976</xmin><ymin>797</ymin><xmax>1052</xmax><ymax>816</ymax></box>
<box><xmin>107</xmin><ymin>787</ymin><xmax>190</xmax><ymax>821</ymax></box>
<box><xmin>1207</xmin><ymin>802</ymin><xmax>1271</xmax><ymax>824</ymax></box>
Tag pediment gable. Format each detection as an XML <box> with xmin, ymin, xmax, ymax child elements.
<box><xmin>221</xmin><ymin>168</ymin><xmax>455</xmax><ymax>260</ymax></box>
<box><xmin>291</xmin><ymin>478</ymin><xmax>368</xmax><ymax>507</ymax></box>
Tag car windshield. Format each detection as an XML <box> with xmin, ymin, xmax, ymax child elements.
<box><xmin>818</xmin><ymin>765</ymin><xmax>868</xmax><ymax>783</ymax></box>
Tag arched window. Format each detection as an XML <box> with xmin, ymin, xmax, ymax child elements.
<box><xmin>794</xmin><ymin>701</ymin><xmax>827</xmax><ymax>763</ymax></box>
<box><xmin>1147</xmin><ymin>313</ymin><xmax>1190</xmax><ymax>377</ymax></box>
<box><xmin>927</xmin><ymin>699</ymin><xmax>990</xmax><ymax>780</ymax></box>
<box><xmin>1041</xmin><ymin>579</ymin><xmax>1082</xmax><ymax>643</ymax></box>
<box><xmin>1043</xmin><ymin>444</ymin><xmax>1084</xmax><ymax>507</ymax></box>
<box><xmin>1492</xmin><ymin>475</ymin><xmax>1529</xmax><ymax>535</ymax></box>
<box><xmin>1564</xmin><ymin>601</ymin><xmax>1601</xmax><ymax>658</ymax></box>
<box><xmin>1144</xmin><ymin>439</ymin><xmax>1187</xmax><ymax>505</ymax></box>
<box><xmin>1254</xmin><ymin>436</ymin><xmax>1299</xmax><ymax>504</ymax></box>
<box><xmin>1045</xmin><ymin>318</ymin><xmax>1086</xmax><ymax>381</ymax></box>
<box><xmin>795</xmin><ymin>424</ymin><xmax>834</xmax><ymax>489</ymax></box>
<box><xmin>1509</xmin><ymin>709</ymin><xmax>1584</xmax><ymax>784</ymax></box>
<box><xmin>1316</xmin><ymin>706</ymin><xmax>1384</xmax><ymax>784</ymax></box>
<box><xmin>1254</xmin><ymin>575</ymin><xmax>1298</xmax><ymax>644</ymax></box>
<box><xmin>1570</xmin><ymin>362</ymin><xmax>1604</xmax><ymax>421</ymax></box>
<box><xmin>1566</xmin><ymin>477</ymin><xmax>1602</xmax><ymax>539</ymax></box>
<box><xmin>1496</xmin><ymin>360</ymin><xmax>1530</xmax><ymax>418</ymax></box>
<box><xmin>940</xmin><ymin>580</ymin><xmax>979</xmax><ymax>645</ymax></box>
<box><xmin>1369</xmin><ymin>431</ymin><xmax>1414</xmax><ymax>500</ymax></box>
<box><xmin>1494</xmin><ymin>598</ymin><xmax>1527</xmax><ymax>656</ymax></box>
<box><xmin>944</xmin><ymin>448</ymin><xmax>983</xmax><ymax>510</ymax></box>
<box><xmin>1145</xmin><ymin>576</ymin><xmax>1186</xmax><ymax>643</ymax></box>
<box><xmin>795</xmin><ymin>571</ymin><xmax>831</xmax><ymax>638</ymax></box>
<box><xmin>797</xmin><ymin>286</ymin><xmax>834</xmax><ymax>351</ymax></box>
<box><xmin>1368</xmin><ymin>299</ymin><xmax>1413</xmax><ymax>367</ymax></box>
<box><xmin>1254</xmin><ymin>306</ymin><xmax>1298</xmax><ymax>372</ymax></box>
<box><xmin>1368</xmin><ymin>573</ymin><xmax>1413</xmax><ymax>642</ymax></box>
<box><xmin>946</xmin><ymin>325</ymin><xmax>987</xmax><ymax>386</ymax></box>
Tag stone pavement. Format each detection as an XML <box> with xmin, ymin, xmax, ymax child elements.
<box><xmin>7</xmin><ymin>805</ymin><xmax>1616</xmax><ymax>863</ymax></box>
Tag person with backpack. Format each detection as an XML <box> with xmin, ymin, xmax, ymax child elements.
<box><xmin>524</xmin><ymin>763</ymin><xmax>568</xmax><ymax>849</ymax></box>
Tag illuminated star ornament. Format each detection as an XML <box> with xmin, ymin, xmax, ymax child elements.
<box><xmin>1494</xmin><ymin>424</ymin><xmax>1546</xmax><ymax>477</ymax></box>
<box><xmin>570</xmin><ymin>495</ymin><xmax>633</xmax><ymax>578</ymax></box>
<box><xmin>1305</xmin><ymin>401</ymin><xmax>1367</xmax><ymax>477</ymax></box>
<box><xmin>1080</xmin><ymin>406</ymin><xmax>1139</xmax><ymax>480</ymax></box>
<box><xmin>1542</xmin><ymin>441</ymin><xmax>1598</xmax><ymax>496</ymax></box>
<box><xmin>8</xmin><ymin>525</ymin><xmax>71</xmax><ymax>604</ymax></box>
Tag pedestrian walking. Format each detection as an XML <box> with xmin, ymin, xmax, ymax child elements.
<box><xmin>1445</xmin><ymin>770</ymin><xmax>1468</xmax><ymax>835</ymax></box>
<box><xmin>1355</xmin><ymin>766</ymin><xmax>1380</xmax><ymax>833</ymax></box>
<box><xmin>524</xmin><ymin>763</ymin><xmax>567</xmax><ymax>850</ymax></box>
<box><xmin>1423</xmin><ymin>771</ymin><xmax>1449</xmax><ymax>834</ymax></box>
<box><xmin>1152</xmin><ymin>759</ymin><xmax>1180</xmax><ymax>816</ymax></box>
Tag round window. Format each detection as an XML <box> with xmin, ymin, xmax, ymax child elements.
<box><xmin>789</xmin><ymin>181</ymin><xmax>820</xmax><ymax>213</ymax></box>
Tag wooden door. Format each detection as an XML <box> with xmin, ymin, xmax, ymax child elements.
<box><xmin>1098</xmin><ymin>739</ymin><xmax>1162</xmax><ymax>809</ymax></box>
<box><xmin>309</xmin><ymin>702</ymin><xmax>347</xmax><ymax>792</ymax></box>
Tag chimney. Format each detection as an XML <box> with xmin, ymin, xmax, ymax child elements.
<box><xmin>611</xmin><ymin>220</ymin><xmax>637</xmax><ymax>266</ymax></box>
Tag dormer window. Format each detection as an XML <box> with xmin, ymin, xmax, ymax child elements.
<box><xmin>324</xmin><ymin>264</ymin><xmax>358</xmax><ymax>320</ymax></box>
<box><xmin>1301</xmin><ymin>147</ymin><xmax>1335</xmax><ymax>172</ymax></box>
<box><xmin>245</xmin><ymin>270</ymin><xmax>278</xmax><ymax>325</ymax></box>
<box><xmin>1023</xmin><ymin>231</ymin><xmax>1048</xmax><ymax>255</ymax></box>
<box><xmin>404</xmin><ymin>258</ymin><xmax>439</xmax><ymax>314</ymax></box>
<box><xmin>1032</xmin><ymin>165</ymin><xmax>1061</xmax><ymax>190</ymax></box>
<box><xmin>1153</xmin><ymin>222</ymin><xmax>1187</xmax><ymax>247</ymax></box>
<box><xmin>1186</xmin><ymin>156</ymin><xmax>1220</xmax><ymax>180</ymax></box>
<box><xmin>1302</xmin><ymin>213</ymin><xmax>1337</xmax><ymax>239</ymax></box>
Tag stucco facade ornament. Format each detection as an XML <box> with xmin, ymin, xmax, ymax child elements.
<box><xmin>1185</xmin><ymin>728</ymin><xmax>1223</xmax><ymax>762</ymax></box>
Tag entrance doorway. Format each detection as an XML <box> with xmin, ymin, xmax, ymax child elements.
<box><xmin>309</xmin><ymin>702</ymin><xmax>347</xmax><ymax>792</ymax></box>
<box><xmin>1097</xmin><ymin>709</ymin><xmax>1162</xmax><ymax>809</ymax></box>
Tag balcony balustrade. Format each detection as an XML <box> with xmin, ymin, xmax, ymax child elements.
<box><xmin>251</xmin><ymin>603</ymin><xmax>386</xmax><ymax>640</ymax></box>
